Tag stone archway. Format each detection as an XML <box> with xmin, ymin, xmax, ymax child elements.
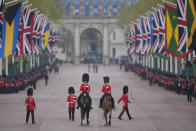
<box><xmin>80</xmin><ymin>28</ymin><xmax>103</xmax><ymax>63</ymax></box>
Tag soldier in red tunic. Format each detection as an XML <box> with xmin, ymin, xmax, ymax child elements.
<box><xmin>78</xmin><ymin>73</ymin><xmax>92</xmax><ymax>108</ymax></box>
<box><xmin>117</xmin><ymin>85</ymin><xmax>133</xmax><ymax>120</ymax></box>
<box><xmin>80</xmin><ymin>73</ymin><xmax>91</xmax><ymax>94</ymax></box>
<box><xmin>99</xmin><ymin>76</ymin><xmax>115</xmax><ymax>108</ymax></box>
<box><xmin>25</xmin><ymin>88</ymin><xmax>36</xmax><ymax>124</ymax></box>
<box><xmin>67</xmin><ymin>87</ymin><xmax>78</xmax><ymax>121</ymax></box>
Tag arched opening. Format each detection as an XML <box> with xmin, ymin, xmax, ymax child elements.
<box><xmin>80</xmin><ymin>28</ymin><xmax>103</xmax><ymax>63</ymax></box>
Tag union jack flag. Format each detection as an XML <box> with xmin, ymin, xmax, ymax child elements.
<box><xmin>0</xmin><ymin>0</ymin><xmax>4</xmax><ymax>57</ymax></box>
<box><xmin>19</xmin><ymin>5</ymin><xmax>32</xmax><ymax>55</ymax></box>
<box><xmin>135</xmin><ymin>19</ymin><xmax>143</xmax><ymax>54</ymax></box>
<box><xmin>146</xmin><ymin>15</ymin><xmax>152</xmax><ymax>55</ymax></box>
<box><xmin>141</xmin><ymin>17</ymin><xmax>148</xmax><ymax>55</ymax></box>
<box><xmin>177</xmin><ymin>0</ymin><xmax>188</xmax><ymax>52</ymax></box>
<box><xmin>151</xmin><ymin>10</ymin><xmax>159</xmax><ymax>53</ymax></box>
<box><xmin>129</xmin><ymin>24</ymin><xmax>136</xmax><ymax>54</ymax></box>
<box><xmin>157</xmin><ymin>7</ymin><xmax>166</xmax><ymax>54</ymax></box>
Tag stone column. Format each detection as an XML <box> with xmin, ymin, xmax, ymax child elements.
<box><xmin>166</xmin><ymin>58</ymin><xmax>169</xmax><ymax>72</ymax></box>
<box><xmin>174</xmin><ymin>57</ymin><xmax>178</xmax><ymax>74</ymax></box>
<box><xmin>5</xmin><ymin>56</ymin><xmax>8</xmax><ymax>76</ymax></box>
<box><xmin>74</xmin><ymin>23</ymin><xmax>80</xmax><ymax>65</ymax></box>
<box><xmin>30</xmin><ymin>56</ymin><xmax>32</xmax><ymax>69</ymax></box>
<box><xmin>157</xmin><ymin>57</ymin><xmax>160</xmax><ymax>69</ymax></box>
<box><xmin>0</xmin><ymin>58</ymin><xmax>2</xmax><ymax>75</ymax></box>
<box><xmin>170</xmin><ymin>55</ymin><xmax>173</xmax><ymax>73</ymax></box>
<box><xmin>103</xmin><ymin>23</ymin><xmax>109</xmax><ymax>65</ymax></box>
<box><xmin>161</xmin><ymin>58</ymin><xmax>164</xmax><ymax>71</ymax></box>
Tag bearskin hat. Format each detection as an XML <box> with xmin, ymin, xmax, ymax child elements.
<box><xmin>82</xmin><ymin>73</ymin><xmax>89</xmax><ymax>83</ymax></box>
<box><xmin>123</xmin><ymin>85</ymin><xmax>128</xmax><ymax>94</ymax></box>
<box><xmin>68</xmin><ymin>87</ymin><xmax>75</xmax><ymax>94</ymax></box>
<box><xmin>27</xmin><ymin>88</ymin><xmax>33</xmax><ymax>96</ymax></box>
<box><xmin>103</xmin><ymin>76</ymin><xmax>109</xmax><ymax>83</ymax></box>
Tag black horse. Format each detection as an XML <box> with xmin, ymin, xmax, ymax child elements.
<box><xmin>77</xmin><ymin>91</ymin><xmax>92</xmax><ymax>126</ymax></box>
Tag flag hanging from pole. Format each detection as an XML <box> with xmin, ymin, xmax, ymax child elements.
<box><xmin>85</xmin><ymin>0</ymin><xmax>90</xmax><ymax>16</ymax></box>
<box><xmin>177</xmin><ymin>0</ymin><xmax>188</xmax><ymax>52</ymax></box>
<box><xmin>65</xmin><ymin>0</ymin><xmax>70</xmax><ymax>16</ymax></box>
<box><xmin>93</xmin><ymin>0</ymin><xmax>99</xmax><ymax>16</ymax></box>
<box><xmin>112</xmin><ymin>0</ymin><xmax>118</xmax><ymax>16</ymax></box>
<box><xmin>165</xmin><ymin>4</ymin><xmax>185</xmax><ymax>58</ymax></box>
<box><xmin>0</xmin><ymin>2</ymin><xmax>22</xmax><ymax>58</ymax></box>
<box><xmin>187</xmin><ymin>0</ymin><xmax>196</xmax><ymax>52</ymax></box>
<box><xmin>75</xmin><ymin>0</ymin><xmax>80</xmax><ymax>16</ymax></box>
<box><xmin>103</xmin><ymin>0</ymin><xmax>108</xmax><ymax>16</ymax></box>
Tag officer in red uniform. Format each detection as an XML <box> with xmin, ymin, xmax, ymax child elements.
<box><xmin>99</xmin><ymin>77</ymin><xmax>115</xmax><ymax>108</ymax></box>
<box><xmin>80</xmin><ymin>73</ymin><xmax>91</xmax><ymax>94</ymax></box>
<box><xmin>118</xmin><ymin>85</ymin><xmax>133</xmax><ymax>120</ymax></box>
<box><xmin>67</xmin><ymin>87</ymin><xmax>78</xmax><ymax>121</ymax></box>
<box><xmin>78</xmin><ymin>73</ymin><xmax>92</xmax><ymax>108</ymax></box>
<box><xmin>25</xmin><ymin>88</ymin><xmax>36</xmax><ymax>124</ymax></box>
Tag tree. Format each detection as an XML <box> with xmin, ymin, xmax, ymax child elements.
<box><xmin>117</xmin><ymin>0</ymin><xmax>177</xmax><ymax>33</ymax></box>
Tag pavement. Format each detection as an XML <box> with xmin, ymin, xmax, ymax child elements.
<box><xmin>0</xmin><ymin>64</ymin><xmax>196</xmax><ymax>131</ymax></box>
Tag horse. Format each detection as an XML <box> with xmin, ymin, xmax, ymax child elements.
<box><xmin>77</xmin><ymin>91</ymin><xmax>92</xmax><ymax>126</ymax></box>
<box><xmin>101</xmin><ymin>93</ymin><xmax>113</xmax><ymax>126</ymax></box>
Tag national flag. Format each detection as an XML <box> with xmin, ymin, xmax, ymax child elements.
<box><xmin>146</xmin><ymin>15</ymin><xmax>152</xmax><ymax>55</ymax></box>
<box><xmin>75</xmin><ymin>0</ymin><xmax>80</xmax><ymax>16</ymax></box>
<box><xmin>0</xmin><ymin>0</ymin><xmax>4</xmax><ymax>56</ymax></box>
<box><xmin>157</xmin><ymin>7</ymin><xmax>166</xmax><ymax>54</ymax></box>
<box><xmin>129</xmin><ymin>24</ymin><xmax>136</xmax><ymax>54</ymax></box>
<box><xmin>102</xmin><ymin>0</ymin><xmax>108</xmax><ymax>16</ymax></box>
<box><xmin>85</xmin><ymin>0</ymin><xmax>90</xmax><ymax>16</ymax></box>
<box><xmin>149</xmin><ymin>14</ymin><xmax>154</xmax><ymax>55</ymax></box>
<box><xmin>141</xmin><ymin>17</ymin><xmax>148</xmax><ymax>55</ymax></box>
<box><xmin>0</xmin><ymin>2</ymin><xmax>22</xmax><ymax>58</ymax></box>
<box><xmin>120</xmin><ymin>0</ymin><xmax>126</xmax><ymax>7</ymax></box>
<box><xmin>187</xmin><ymin>0</ymin><xmax>196</xmax><ymax>52</ymax></box>
<box><xmin>112</xmin><ymin>0</ymin><xmax>118</xmax><ymax>16</ymax></box>
<box><xmin>93</xmin><ymin>0</ymin><xmax>99</xmax><ymax>16</ymax></box>
<box><xmin>165</xmin><ymin>4</ymin><xmax>185</xmax><ymax>58</ymax></box>
<box><xmin>151</xmin><ymin>10</ymin><xmax>159</xmax><ymax>53</ymax></box>
<box><xmin>177</xmin><ymin>0</ymin><xmax>188</xmax><ymax>52</ymax></box>
<box><xmin>44</xmin><ymin>22</ymin><xmax>50</xmax><ymax>49</ymax></box>
<box><xmin>130</xmin><ymin>0</ymin><xmax>136</xmax><ymax>6</ymax></box>
<box><xmin>20</xmin><ymin>5</ymin><xmax>32</xmax><ymax>55</ymax></box>
<box><xmin>135</xmin><ymin>19</ymin><xmax>143</xmax><ymax>54</ymax></box>
<box><xmin>65</xmin><ymin>0</ymin><xmax>70</xmax><ymax>16</ymax></box>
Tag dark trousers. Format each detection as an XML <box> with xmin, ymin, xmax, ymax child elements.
<box><xmin>45</xmin><ymin>79</ymin><xmax>48</xmax><ymax>86</ymax></box>
<box><xmin>26</xmin><ymin>110</ymin><xmax>35</xmax><ymax>123</ymax></box>
<box><xmin>118</xmin><ymin>106</ymin><xmax>131</xmax><ymax>119</ymax></box>
<box><xmin>69</xmin><ymin>108</ymin><xmax>75</xmax><ymax>121</ymax></box>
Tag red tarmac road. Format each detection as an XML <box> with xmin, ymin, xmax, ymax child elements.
<box><xmin>0</xmin><ymin>64</ymin><xmax>196</xmax><ymax>131</ymax></box>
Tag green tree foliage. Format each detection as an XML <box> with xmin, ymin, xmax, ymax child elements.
<box><xmin>4</xmin><ymin>0</ymin><xmax>64</xmax><ymax>23</ymax></box>
<box><xmin>117</xmin><ymin>0</ymin><xmax>177</xmax><ymax>33</ymax></box>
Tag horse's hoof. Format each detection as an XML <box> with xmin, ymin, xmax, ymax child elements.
<box><xmin>81</xmin><ymin>121</ymin><xmax>83</xmax><ymax>126</ymax></box>
<box><xmin>105</xmin><ymin>123</ymin><xmax>108</xmax><ymax>126</ymax></box>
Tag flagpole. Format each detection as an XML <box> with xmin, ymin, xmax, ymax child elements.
<box><xmin>162</xmin><ymin>0</ymin><xmax>176</xmax><ymax>6</ymax></box>
<box><xmin>5</xmin><ymin>0</ymin><xmax>21</xmax><ymax>6</ymax></box>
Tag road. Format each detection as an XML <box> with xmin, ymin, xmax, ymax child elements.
<box><xmin>0</xmin><ymin>64</ymin><xmax>196</xmax><ymax>131</ymax></box>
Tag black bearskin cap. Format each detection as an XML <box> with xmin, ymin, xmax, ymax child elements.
<box><xmin>68</xmin><ymin>87</ymin><xmax>75</xmax><ymax>94</ymax></box>
<box><xmin>82</xmin><ymin>73</ymin><xmax>89</xmax><ymax>83</ymax></box>
<box><xmin>123</xmin><ymin>85</ymin><xmax>128</xmax><ymax>94</ymax></box>
<box><xmin>103</xmin><ymin>76</ymin><xmax>109</xmax><ymax>83</ymax></box>
<box><xmin>27</xmin><ymin>88</ymin><xmax>33</xmax><ymax>96</ymax></box>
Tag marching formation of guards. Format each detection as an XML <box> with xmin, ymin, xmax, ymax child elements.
<box><xmin>128</xmin><ymin>64</ymin><xmax>196</xmax><ymax>101</ymax></box>
<box><xmin>0</xmin><ymin>64</ymin><xmax>55</xmax><ymax>94</ymax></box>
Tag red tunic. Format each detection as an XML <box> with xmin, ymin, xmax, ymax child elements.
<box><xmin>118</xmin><ymin>94</ymin><xmax>129</xmax><ymax>107</ymax></box>
<box><xmin>80</xmin><ymin>83</ymin><xmax>91</xmax><ymax>93</ymax></box>
<box><xmin>102</xmin><ymin>85</ymin><xmax>111</xmax><ymax>93</ymax></box>
<box><xmin>67</xmin><ymin>95</ymin><xmax>78</xmax><ymax>108</ymax></box>
<box><xmin>25</xmin><ymin>97</ymin><xmax>36</xmax><ymax>111</ymax></box>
